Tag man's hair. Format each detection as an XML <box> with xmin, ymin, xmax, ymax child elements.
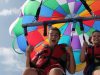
<box><xmin>49</xmin><ymin>27</ymin><xmax>61</xmax><ymax>37</ymax></box>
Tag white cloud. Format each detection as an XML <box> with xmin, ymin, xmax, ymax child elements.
<box><xmin>0</xmin><ymin>47</ymin><xmax>25</xmax><ymax>75</ymax></box>
<box><xmin>0</xmin><ymin>0</ymin><xmax>11</xmax><ymax>3</ymax></box>
<box><xmin>0</xmin><ymin>48</ymin><xmax>83</xmax><ymax>75</ymax></box>
<box><xmin>0</xmin><ymin>8</ymin><xmax>20</xmax><ymax>16</ymax></box>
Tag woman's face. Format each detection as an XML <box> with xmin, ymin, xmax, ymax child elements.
<box><xmin>91</xmin><ymin>32</ymin><xmax>100</xmax><ymax>46</ymax></box>
<box><xmin>48</xmin><ymin>30</ymin><xmax>60</xmax><ymax>46</ymax></box>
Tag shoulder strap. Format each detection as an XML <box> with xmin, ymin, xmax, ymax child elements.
<box><xmin>92</xmin><ymin>46</ymin><xmax>94</xmax><ymax>60</ymax></box>
<box><xmin>88</xmin><ymin>45</ymin><xmax>95</xmax><ymax>63</ymax></box>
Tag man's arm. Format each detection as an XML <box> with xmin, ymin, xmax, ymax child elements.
<box><xmin>66</xmin><ymin>46</ymin><xmax>76</xmax><ymax>74</ymax></box>
<box><xmin>26</xmin><ymin>45</ymin><xmax>34</xmax><ymax>68</ymax></box>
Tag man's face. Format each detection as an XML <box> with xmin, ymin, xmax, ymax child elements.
<box><xmin>48</xmin><ymin>30</ymin><xmax>60</xmax><ymax>46</ymax></box>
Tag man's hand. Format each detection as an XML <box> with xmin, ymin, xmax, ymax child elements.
<box><xmin>67</xmin><ymin>46</ymin><xmax>73</xmax><ymax>55</ymax></box>
<box><xmin>26</xmin><ymin>45</ymin><xmax>34</xmax><ymax>54</ymax></box>
<box><xmin>66</xmin><ymin>46</ymin><xmax>76</xmax><ymax>74</ymax></box>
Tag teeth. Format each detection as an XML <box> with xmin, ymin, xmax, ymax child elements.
<box><xmin>94</xmin><ymin>40</ymin><xmax>99</xmax><ymax>43</ymax></box>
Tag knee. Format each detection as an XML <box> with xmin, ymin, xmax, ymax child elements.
<box><xmin>92</xmin><ymin>70</ymin><xmax>100</xmax><ymax>75</ymax></box>
<box><xmin>48</xmin><ymin>68</ymin><xmax>65</xmax><ymax>75</ymax></box>
<box><xmin>23</xmin><ymin>68</ymin><xmax>38</xmax><ymax>75</ymax></box>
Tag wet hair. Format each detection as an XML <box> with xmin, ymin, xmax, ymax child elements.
<box><xmin>49</xmin><ymin>27</ymin><xmax>61</xmax><ymax>37</ymax></box>
<box><xmin>88</xmin><ymin>30</ymin><xmax>100</xmax><ymax>43</ymax></box>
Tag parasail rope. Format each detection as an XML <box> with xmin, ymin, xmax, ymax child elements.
<box><xmin>80</xmin><ymin>0</ymin><xmax>94</xmax><ymax>15</ymax></box>
<box><xmin>35</xmin><ymin>0</ymin><xmax>43</xmax><ymax>20</ymax></box>
<box><xmin>12</xmin><ymin>36</ymin><xmax>24</xmax><ymax>54</ymax></box>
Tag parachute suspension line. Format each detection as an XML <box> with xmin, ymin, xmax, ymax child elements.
<box><xmin>35</xmin><ymin>0</ymin><xmax>45</xmax><ymax>38</ymax></box>
<box><xmin>71</xmin><ymin>20</ymin><xmax>77</xmax><ymax>43</ymax></box>
<box><xmin>80</xmin><ymin>0</ymin><xmax>94</xmax><ymax>16</ymax></box>
<box><xmin>35</xmin><ymin>0</ymin><xmax>43</xmax><ymax>20</ymax></box>
<box><xmin>12</xmin><ymin>36</ymin><xmax>24</xmax><ymax>54</ymax></box>
<box><xmin>23</xmin><ymin>0</ymin><xmax>44</xmax><ymax>45</ymax></box>
<box><xmin>43</xmin><ymin>23</ymin><xmax>48</xmax><ymax>36</ymax></box>
<box><xmin>35</xmin><ymin>0</ymin><xmax>48</xmax><ymax>36</ymax></box>
<box><xmin>71</xmin><ymin>30</ymin><xmax>74</xmax><ymax>46</ymax></box>
<box><xmin>79</xmin><ymin>20</ymin><xmax>86</xmax><ymax>42</ymax></box>
<box><xmin>23</xmin><ymin>26</ymin><xmax>29</xmax><ymax>45</ymax></box>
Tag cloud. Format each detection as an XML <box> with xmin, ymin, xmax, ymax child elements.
<box><xmin>0</xmin><ymin>0</ymin><xmax>11</xmax><ymax>3</ymax></box>
<box><xmin>0</xmin><ymin>48</ymin><xmax>25</xmax><ymax>75</ymax></box>
<box><xmin>0</xmin><ymin>8</ymin><xmax>20</xmax><ymax>16</ymax></box>
<box><xmin>0</xmin><ymin>48</ymin><xmax>83</xmax><ymax>75</ymax></box>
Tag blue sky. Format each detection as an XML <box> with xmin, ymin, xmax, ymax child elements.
<box><xmin>0</xmin><ymin>0</ymin><xmax>26</xmax><ymax>48</ymax></box>
<box><xmin>0</xmin><ymin>0</ymin><xmax>26</xmax><ymax>75</ymax></box>
<box><xmin>0</xmin><ymin>0</ymin><xmax>83</xmax><ymax>75</ymax></box>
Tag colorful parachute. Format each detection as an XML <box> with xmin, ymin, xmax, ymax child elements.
<box><xmin>9</xmin><ymin>0</ymin><xmax>100</xmax><ymax>72</ymax></box>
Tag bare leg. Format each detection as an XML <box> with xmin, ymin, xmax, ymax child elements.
<box><xmin>48</xmin><ymin>68</ymin><xmax>65</xmax><ymax>75</ymax></box>
<box><xmin>92</xmin><ymin>70</ymin><xmax>100</xmax><ymax>75</ymax></box>
<box><xmin>23</xmin><ymin>68</ymin><xmax>38</xmax><ymax>75</ymax></box>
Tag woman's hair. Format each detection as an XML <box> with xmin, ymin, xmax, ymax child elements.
<box><xmin>88</xmin><ymin>30</ymin><xmax>100</xmax><ymax>43</ymax></box>
<box><xmin>91</xmin><ymin>30</ymin><xmax>100</xmax><ymax>35</ymax></box>
<box><xmin>49</xmin><ymin>27</ymin><xmax>61</xmax><ymax>37</ymax></box>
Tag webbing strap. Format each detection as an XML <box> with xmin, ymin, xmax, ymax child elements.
<box><xmin>38</xmin><ymin>45</ymin><xmax>67</xmax><ymax>73</ymax></box>
<box><xmin>12</xmin><ymin>36</ymin><xmax>24</xmax><ymax>54</ymax></box>
<box><xmin>40</xmin><ymin>47</ymin><xmax>54</xmax><ymax>69</ymax></box>
<box><xmin>35</xmin><ymin>0</ymin><xmax>43</xmax><ymax>20</ymax></box>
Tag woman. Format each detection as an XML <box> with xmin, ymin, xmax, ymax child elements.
<box><xmin>80</xmin><ymin>30</ymin><xmax>100</xmax><ymax>75</ymax></box>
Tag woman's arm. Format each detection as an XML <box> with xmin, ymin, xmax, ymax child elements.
<box><xmin>66</xmin><ymin>46</ymin><xmax>76</xmax><ymax>74</ymax></box>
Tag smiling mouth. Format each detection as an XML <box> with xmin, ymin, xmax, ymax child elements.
<box><xmin>93</xmin><ymin>40</ymin><xmax>99</xmax><ymax>43</ymax></box>
<box><xmin>94</xmin><ymin>39</ymin><xmax>99</xmax><ymax>42</ymax></box>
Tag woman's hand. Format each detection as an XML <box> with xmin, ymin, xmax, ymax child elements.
<box><xmin>83</xmin><ymin>41</ymin><xmax>88</xmax><ymax>49</ymax></box>
<box><xmin>80</xmin><ymin>41</ymin><xmax>88</xmax><ymax>63</ymax></box>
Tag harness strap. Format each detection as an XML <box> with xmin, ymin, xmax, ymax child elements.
<box><xmin>34</xmin><ymin>44</ymin><xmax>67</xmax><ymax>73</ymax></box>
<box><xmin>40</xmin><ymin>45</ymin><xmax>67</xmax><ymax>74</ymax></box>
<box><xmin>51</xmin><ymin>56</ymin><xmax>67</xmax><ymax>70</ymax></box>
<box><xmin>40</xmin><ymin>46</ymin><xmax>54</xmax><ymax>69</ymax></box>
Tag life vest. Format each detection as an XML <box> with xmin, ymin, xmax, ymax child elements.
<box><xmin>30</xmin><ymin>44</ymin><xmax>69</xmax><ymax>71</ymax></box>
<box><xmin>84</xmin><ymin>45</ymin><xmax>100</xmax><ymax>75</ymax></box>
<box><xmin>87</xmin><ymin>46</ymin><xmax>100</xmax><ymax>57</ymax></box>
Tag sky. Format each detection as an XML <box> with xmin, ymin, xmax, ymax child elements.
<box><xmin>0</xmin><ymin>0</ymin><xmax>26</xmax><ymax>75</ymax></box>
<box><xmin>0</xmin><ymin>0</ymin><xmax>83</xmax><ymax>75</ymax></box>
<box><xmin>0</xmin><ymin>0</ymin><xmax>25</xmax><ymax>48</ymax></box>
